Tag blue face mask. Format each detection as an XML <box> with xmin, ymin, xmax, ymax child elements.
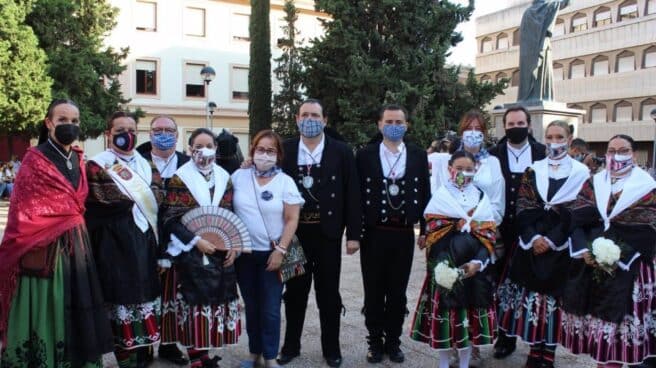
<box><xmin>298</xmin><ymin>118</ymin><xmax>325</xmax><ymax>138</ymax></box>
<box><xmin>382</xmin><ymin>124</ymin><xmax>407</xmax><ymax>142</ymax></box>
<box><xmin>151</xmin><ymin>133</ymin><xmax>176</xmax><ymax>150</ymax></box>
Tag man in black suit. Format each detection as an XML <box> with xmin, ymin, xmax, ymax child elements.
<box><xmin>138</xmin><ymin>115</ymin><xmax>190</xmax><ymax>366</ymax></box>
<box><xmin>489</xmin><ymin>105</ymin><xmax>547</xmax><ymax>360</ymax></box>
<box><xmin>277</xmin><ymin>99</ymin><xmax>362</xmax><ymax>368</ymax></box>
<box><xmin>356</xmin><ymin>104</ymin><xmax>430</xmax><ymax>364</ymax></box>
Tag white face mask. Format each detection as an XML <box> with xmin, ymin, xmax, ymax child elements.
<box><xmin>253</xmin><ymin>152</ymin><xmax>277</xmax><ymax>172</ymax></box>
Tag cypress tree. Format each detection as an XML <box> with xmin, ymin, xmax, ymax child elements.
<box><xmin>248</xmin><ymin>0</ymin><xmax>272</xmax><ymax>136</ymax></box>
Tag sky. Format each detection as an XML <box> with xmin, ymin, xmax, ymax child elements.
<box><xmin>447</xmin><ymin>0</ymin><xmax>513</xmax><ymax>67</ymax></box>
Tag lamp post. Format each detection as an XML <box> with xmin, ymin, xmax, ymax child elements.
<box><xmin>208</xmin><ymin>101</ymin><xmax>217</xmax><ymax>130</ymax></box>
<box><xmin>650</xmin><ymin>107</ymin><xmax>656</xmax><ymax>173</ymax></box>
<box><xmin>200</xmin><ymin>66</ymin><xmax>216</xmax><ymax>129</ymax></box>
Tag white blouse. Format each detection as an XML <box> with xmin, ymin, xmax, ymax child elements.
<box><xmin>232</xmin><ymin>168</ymin><xmax>305</xmax><ymax>251</ymax></box>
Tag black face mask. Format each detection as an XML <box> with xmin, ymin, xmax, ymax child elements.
<box><xmin>113</xmin><ymin>131</ymin><xmax>137</xmax><ymax>152</ymax></box>
<box><xmin>505</xmin><ymin>127</ymin><xmax>529</xmax><ymax>144</ymax></box>
<box><xmin>54</xmin><ymin>124</ymin><xmax>80</xmax><ymax>145</ymax></box>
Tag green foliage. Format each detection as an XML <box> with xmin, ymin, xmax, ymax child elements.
<box><xmin>248</xmin><ymin>0</ymin><xmax>272</xmax><ymax>136</ymax></box>
<box><xmin>25</xmin><ymin>0</ymin><xmax>129</xmax><ymax>138</ymax></box>
<box><xmin>0</xmin><ymin>0</ymin><xmax>51</xmax><ymax>134</ymax></box>
<box><xmin>271</xmin><ymin>0</ymin><xmax>303</xmax><ymax>139</ymax></box>
<box><xmin>301</xmin><ymin>0</ymin><xmax>505</xmax><ymax>148</ymax></box>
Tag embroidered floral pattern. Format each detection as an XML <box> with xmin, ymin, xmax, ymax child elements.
<box><xmin>107</xmin><ymin>298</ymin><xmax>161</xmax><ymax>348</ymax></box>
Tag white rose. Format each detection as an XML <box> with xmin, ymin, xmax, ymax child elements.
<box><xmin>591</xmin><ymin>237</ymin><xmax>621</xmax><ymax>266</ymax></box>
<box><xmin>434</xmin><ymin>261</ymin><xmax>460</xmax><ymax>290</ymax></box>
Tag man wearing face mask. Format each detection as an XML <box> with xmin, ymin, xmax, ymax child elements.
<box><xmin>277</xmin><ymin>99</ymin><xmax>361</xmax><ymax>368</ymax></box>
<box><xmin>488</xmin><ymin>105</ymin><xmax>546</xmax><ymax>360</ymax></box>
<box><xmin>568</xmin><ymin>138</ymin><xmax>589</xmax><ymax>162</ymax></box>
<box><xmin>355</xmin><ymin>104</ymin><xmax>430</xmax><ymax>364</ymax></box>
<box><xmin>137</xmin><ymin>115</ymin><xmax>190</xmax><ymax>366</ymax></box>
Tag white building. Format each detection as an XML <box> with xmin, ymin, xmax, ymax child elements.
<box><xmin>82</xmin><ymin>0</ymin><xmax>326</xmax><ymax>156</ymax></box>
<box><xmin>475</xmin><ymin>0</ymin><xmax>656</xmax><ymax>165</ymax></box>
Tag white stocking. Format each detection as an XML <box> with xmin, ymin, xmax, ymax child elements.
<box><xmin>458</xmin><ymin>347</ymin><xmax>472</xmax><ymax>368</ymax></box>
<box><xmin>438</xmin><ymin>350</ymin><xmax>450</xmax><ymax>368</ymax></box>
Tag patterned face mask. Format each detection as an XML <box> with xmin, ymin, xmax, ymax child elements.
<box><xmin>547</xmin><ymin>142</ymin><xmax>568</xmax><ymax>160</ymax></box>
<box><xmin>606</xmin><ymin>154</ymin><xmax>633</xmax><ymax>177</ymax></box>
<box><xmin>298</xmin><ymin>118</ymin><xmax>325</xmax><ymax>138</ymax></box>
<box><xmin>382</xmin><ymin>124</ymin><xmax>407</xmax><ymax>142</ymax></box>
<box><xmin>192</xmin><ymin>147</ymin><xmax>216</xmax><ymax>170</ymax></box>
<box><xmin>462</xmin><ymin>130</ymin><xmax>484</xmax><ymax>148</ymax></box>
<box><xmin>450</xmin><ymin>169</ymin><xmax>476</xmax><ymax>189</ymax></box>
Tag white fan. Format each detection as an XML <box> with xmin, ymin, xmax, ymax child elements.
<box><xmin>181</xmin><ymin>206</ymin><xmax>252</xmax><ymax>253</ymax></box>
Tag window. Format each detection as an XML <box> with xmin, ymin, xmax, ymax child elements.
<box><xmin>641</xmin><ymin>99</ymin><xmax>656</xmax><ymax>120</ymax></box>
<box><xmin>184</xmin><ymin>63</ymin><xmax>206</xmax><ymax>98</ymax></box>
<box><xmin>591</xmin><ymin>104</ymin><xmax>607</xmax><ymax>123</ymax></box>
<box><xmin>511</xmin><ymin>70</ymin><xmax>520</xmax><ymax>86</ymax></box>
<box><xmin>571</xmin><ymin>13</ymin><xmax>588</xmax><ymax>32</ymax></box>
<box><xmin>480</xmin><ymin>74</ymin><xmax>491</xmax><ymax>83</ymax></box>
<box><xmin>232</xmin><ymin>13</ymin><xmax>250</xmax><ymax>41</ymax></box>
<box><xmin>553</xmin><ymin>18</ymin><xmax>565</xmax><ymax>37</ymax></box>
<box><xmin>594</xmin><ymin>7</ymin><xmax>612</xmax><ymax>27</ymax></box>
<box><xmin>497</xmin><ymin>33</ymin><xmax>509</xmax><ymax>50</ymax></box>
<box><xmin>570</xmin><ymin>59</ymin><xmax>585</xmax><ymax>79</ymax></box>
<box><xmin>553</xmin><ymin>63</ymin><xmax>564</xmax><ymax>80</ymax></box>
<box><xmin>644</xmin><ymin>46</ymin><xmax>656</xmax><ymax>68</ymax></box>
<box><xmin>495</xmin><ymin>72</ymin><xmax>508</xmax><ymax>83</ymax></box>
<box><xmin>136</xmin><ymin>59</ymin><xmax>157</xmax><ymax>95</ymax></box>
<box><xmin>616</xmin><ymin>51</ymin><xmax>635</xmax><ymax>72</ymax></box>
<box><xmin>615</xmin><ymin>101</ymin><xmax>633</xmax><ymax>121</ymax></box>
<box><xmin>512</xmin><ymin>29</ymin><xmax>520</xmax><ymax>46</ymax></box>
<box><xmin>592</xmin><ymin>55</ymin><xmax>609</xmax><ymax>76</ymax></box>
<box><xmin>135</xmin><ymin>1</ymin><xmax>157</xmax><ymax>31</ymax></box>
<box><xmin>231</xmin><ymin>66</ymin><xmax>249</xmax><ymax>100</ymax></box>
<box><xmin>618</xmin><ymin>0</ymin><xmax>639</xmax><ymax>21</ymax></box>
<box><xmin>184</xmin><ymin>7</ymin><xmax>205</xmax><ymax>36</ymax></box>
<box><xmin>647</xmin><ymin>0</ymin><xmax>656</xmax><ymax>15</ymax></box>
<box><xmin>481</xmin><ymin>37</ymin><xmax>493</xmax><ymax>53</ymax></box>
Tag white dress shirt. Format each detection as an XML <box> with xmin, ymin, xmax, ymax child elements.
<box><xmin>297</xmin><ymin>134</ymin><xmax>325</xmax><ymax>166</ymax></box>
<box><xmin>507</xmin><ymin>141</ymin><xmax>533</xmax><ymax>173</ymax></box>
<box><xmin>152</xmin><ymin>152</ymin><xmax>178</xmax><ymax>179</ymax></box>
<box><xmin>379</xmin><ymin>142</ymin><xmax>406</xmax><ymax>179</ymax></box>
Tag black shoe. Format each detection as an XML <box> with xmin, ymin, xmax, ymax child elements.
<box><xmin>493</xmin><ymin>339</ymin><xmax>516</xmax><ymax>359</ymax></box>
<box><xmin>638</xmin><ymin>357</ymin><xmax>656</xmax><ymax>368</ymax></box>
<box><xmin>159</xmin><ymin>344</ymin><xmax>189</xmax><ymax>365</ymax></box>
<box><xmin>202</xmin><ymin>356</ymin><xmax>221</xmax><ymax>368</ymax></box>
<box><xmin>276</xmin><ymin>352</ymin><xmax>300</xmax><ymax>365</ymax></box>
<box><xmin>135</xmin><ymin>346</ymin><xmax>153</xmax><ymax>367</ymax></box>
<box><xmin>385</xmin><ymin>346</ymin><xmax>405</xmax><ymax>364</ymax></box>
<box><xmin>325</xmin><ymin>355</ymin><xmax>343</xmax><ymax>367</ymax></box>
<box><xmin>366</xmin><ymin>345</ymin><xmax>383</xmax><ymax>363</ymax></box>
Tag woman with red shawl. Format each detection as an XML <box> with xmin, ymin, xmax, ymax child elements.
<box><xmin>0</xmin><ymin>99</ymin><xmax>113</xmax><ymax>367</ymax></box>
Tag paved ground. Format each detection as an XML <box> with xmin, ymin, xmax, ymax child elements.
<box><xmin>0</xmin><ymin>201</ymin><xmax>598</xmax><ymax>367</ymax></box>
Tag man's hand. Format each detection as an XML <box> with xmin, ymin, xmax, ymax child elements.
<box><xmin>417</xmin><ymin>235</ymin><xmax>427</xmax><ymax>250</ymax></box>
<box><xmin>346</xmin><ymin>240</ymin><xmax>360</xmax><ymax>255</ymax></box>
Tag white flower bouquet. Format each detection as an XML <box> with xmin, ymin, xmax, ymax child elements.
<box><xmin>590</xmin><ymin>237</ymin><xmax>621</xmax><ymax>275</ymax></box>
<box><xmin>434</xmin><ymin>260</ymin><xmax>464</xmax><ymax>291</ymax></box>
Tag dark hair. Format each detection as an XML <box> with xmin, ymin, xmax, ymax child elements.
<box><xmin>38</xmin><ymin>99</ymin><xmax>78</xmax><ymax>144</ymax></box>
<box><xmin>149</xmin><ymin>115</ymin><xmax>177</xmax><ymax>128</ymax></box>
<box><xmin>448</xmin><ymin>150</ymin><xmax>477</xmax><ymax>166</ymax></box>
<box><xmin>378</xmin><ymin>104</ymin><xmax>408</xmax><ymax>121</ymax></box>
<box><xmin>249</xmin><ymin>129</ymin><xmax>284</xmax><ymax>166</ymax></box>
<box><xmin>188</xmin><ymin>128</ymin><xmax>216</xmax><ymax>147</ymax></box>
<box><xmin>457</xmin><ymin>109</ymin><xmax>488</xmax><ymax>138</ymax></box>
<box><xmin>502</xmin><ymin>105</ymin><xmax>531</xmax><ymax>126</ymax></box>
<box><xmin>107</xmin><ymin>111</ymin><xmax>137</xmax><ymax>130</ymax></box>
<box><xmin>571</xmin><ymin>138</ymin><xmax>588</xmax><ymax>151</ymax></box>
<box><xmin>297</xmin><ymin>98</ymin><xmax>325</xmax><ymax>117</ymax></box>
<box><xmin>609</xmin><ymin>134</ymin><xmax>636</xmax><ymax>151</ymax></box>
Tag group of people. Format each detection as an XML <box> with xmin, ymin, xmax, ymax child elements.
<box><xmin>0</xmin><ymin>97</ymin><xmax>654</xmax><ymax>368</ymax></box>
<box><xmin>0</xmin><ymin>158</ymin><xmax>19</xmax><ymax>199</ymax></box>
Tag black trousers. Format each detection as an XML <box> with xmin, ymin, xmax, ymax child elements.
<box><xmin>281</xmin><ymin>223</ymin><xmax>343</xmax><ymax>358</ymax></box>
<box><xmin>360</xmin><ymin>226</ymin><xmax>415</xmax><ymax>348</ymax></box>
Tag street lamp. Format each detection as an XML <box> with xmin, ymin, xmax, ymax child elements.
<box><xmin>650</xmin><ymin>107</ymin><xmax>656</xmax><ymax>172</ymax></box>
<box><xmin>200</xmin><ymin>66</ymin><xmax>216</xmax><ymax>129</ymax></box>
<box><xmin>208</xmin><ymin>101</ymin><xmax>217</xmax><ymax>130</ymax></box>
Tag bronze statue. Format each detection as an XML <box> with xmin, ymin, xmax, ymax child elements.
<box><xmin>517</xmin><ymin>0</ymin><xmax>569</xmax><ymax>104</ymax></box>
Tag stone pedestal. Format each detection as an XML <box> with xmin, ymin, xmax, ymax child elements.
<box><xmin>491</xmin><ymin>101</ymin><xmax>586</xmax><ymax>143</ymax></box>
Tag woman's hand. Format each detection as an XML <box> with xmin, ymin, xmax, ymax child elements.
<box><xmin>533</xmin><ymin>237</ymin><xmax>550</xmax><ymax>255</ymax></box>
<box><xmin>582</xmin><ymin>251</ymin><xmax>596</xmax><ymax>267</ymax></box>
<box><xmin>266</xmin><ymin>249</ymin><xmax>285</xmax><ymax>271</ymax></box>
<box><xmin>461</xmin><ymin>262</ymin><xmax>481</xmax><ymax>278</ymax></box>
<box><xmin>417</xmin><ymin>235</ymin><xmax>427</xmax><ymax>250</ymax></box>
<box><xmin>196</xmin><ymin>239</ymin><xmax>216</xmax><ymax>254</ymax></box>
<box><xmin>223</xmin><ymin>249</ymin><xmax>238</xmax><ymax>267</ymax></box>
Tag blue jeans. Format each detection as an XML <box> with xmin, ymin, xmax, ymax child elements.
<box><xmin>236</xmin><ymin>250</ymin><xmax>284</xmax><ymax>360</ymax></box>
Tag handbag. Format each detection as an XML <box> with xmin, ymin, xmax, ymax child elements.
<box><xmin>20</xmin><ymin>244</ymin><xmax>58</xmax><ymax>278</ymax></box>
<box><xmin>251</xmin><ymin>172</ymin><xmax>307</xmax><ymax>283</ymax></box>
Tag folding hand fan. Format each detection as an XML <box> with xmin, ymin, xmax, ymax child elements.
<box><xmin>181</xmin><ymin>206</ymin><xmax>252</xmax><ymax>253</ymax></box>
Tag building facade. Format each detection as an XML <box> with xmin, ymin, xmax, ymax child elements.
<box><xmin>82</xmin><ymin>0</ymin><xmax>326</xmax><ymax>156</ymax></box>
<box><xmin>475</xmin><ymin>0</ymin><xmax>656</xmax><ymax>165</ymax></box>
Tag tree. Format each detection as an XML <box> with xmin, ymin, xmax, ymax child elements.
<box><xmin>271</xmin><ymin>0</ymin><xmax>303</xmax><ymax>139</ymax></box>
<box><xmin>0</xmin><ymin>0</ymin><xmax>51</xmax><ymax>134</ymax></box>
<box><xmin>301</xmin><ymin>0</ymin><xmax>505</xmax><ymax>148</ymax></box>
<box><xmin>248</xmin><ymin>0</ymin><xmax>272</xmax><ymax>136</ymax></box>
<box><xmin>25</xmin><ymin>0</ymin><xmax>129</xmax><ymax>138</ymax></box>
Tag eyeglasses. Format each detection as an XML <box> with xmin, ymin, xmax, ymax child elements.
<box><xmin>254</xmin><ymin>147</ymin><xmax>277</xmax><ymax>155</ymax></box>
<box><xmin>606</xmin><ymin>148</ymin><xmax>632</xmax><ymax>155</ymax></box>
<box><xmin>151</xmin><ymin>128</ymin><xmax>177</xmax><ymax>134</ymax></box>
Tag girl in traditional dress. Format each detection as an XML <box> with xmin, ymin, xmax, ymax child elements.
<box><xmin>496</xmin><ymin>120</ymin><xmax>589</xmax><ymax>368</ymax></box>
<box><xmin>560</xmin><ymin>134</ymin><xmax>656</xmax><ymax>367</ymax></box>
<box><xmin>160</xmin><ymin>128</ymin><xmax>241</xmax><ymax>368</ymax></box>
<box><xmin>410</xmin><ymin>150</ymin><xmax>497</xmax><ymax>368</ymax></box>
<box><xmin>86</xmin><ymin>111</ymin><xmax>163</xmax><ymax>367</ymax></box>
<box><xmin>0</xmin><ymin>99</ymin><xmax>113</xmax><ymax>367</ymax></box>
